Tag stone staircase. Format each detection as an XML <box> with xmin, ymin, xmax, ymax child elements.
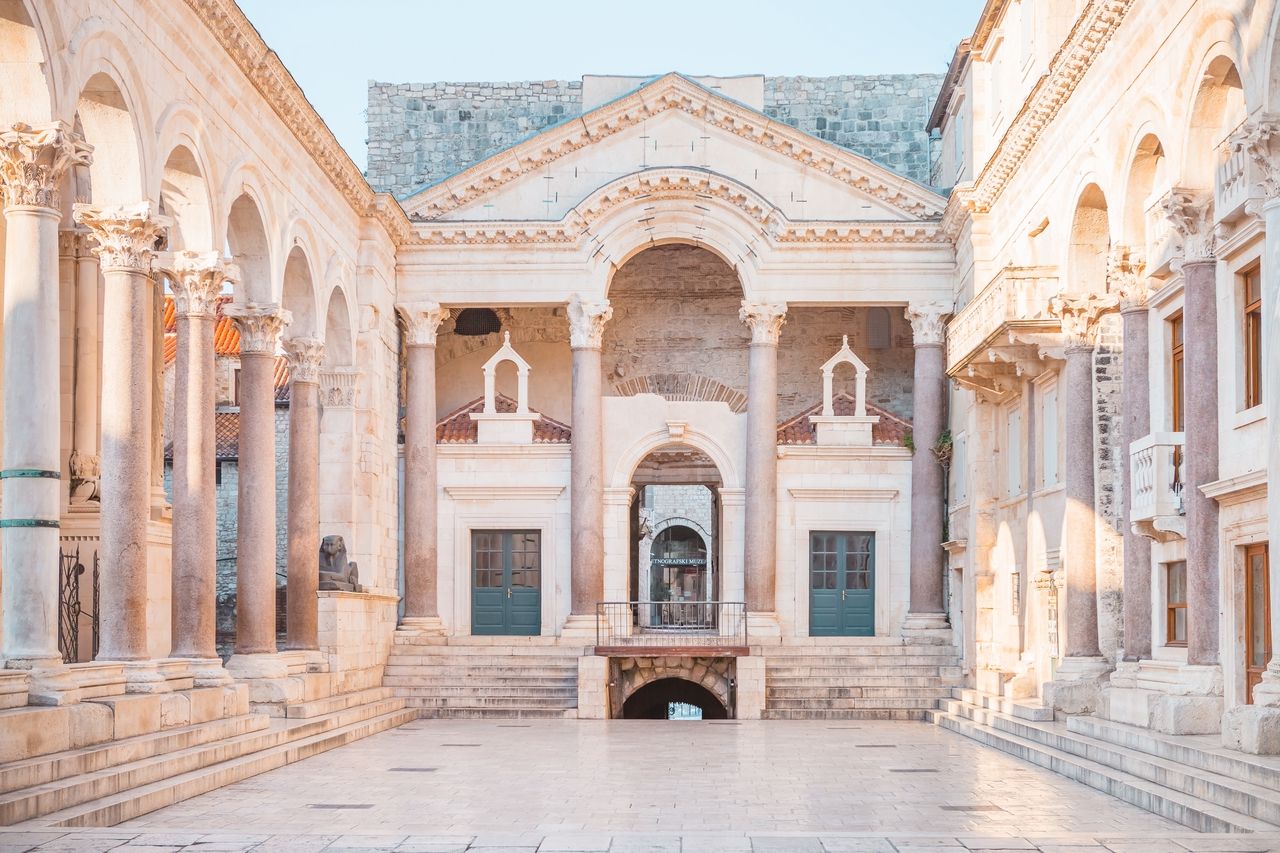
<box><xmin>1</xmin><ymin>686</ymin><xmax>413</xmax><ymax>828</ymax></box>
<box><xmin>384</xmin><ymin>635</ymin><xmax>582</xmax><ymax>718</ymax></box>
<box><xmin>761</xmin><ymin>638</ymin><xmax>963</xmax><ymax>720</ymax></box>
<box><xmin>930</xmin><ymin>688</ymin><xmax>1280</xmax><ymax>832</ymax></box>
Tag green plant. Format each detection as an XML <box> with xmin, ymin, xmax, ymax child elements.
<box><xmin>903</xmin><ymin>430</ymin><xmax>914</xmax><ymax>452</ymax></box>
<box><xmin>932</xmin><ymin>429</ymin><xmax>954</xmax><ymax>466</ymax></box>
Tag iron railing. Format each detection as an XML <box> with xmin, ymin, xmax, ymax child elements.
<box><xmin>596</xmin><ymin>601</ymin><xmax>747</xmax><ymax>649</ymax></box>
<box><xmin>58</xmin><ymin>546</ymin><xmax>100</xmax><ymax>663</ymax></box>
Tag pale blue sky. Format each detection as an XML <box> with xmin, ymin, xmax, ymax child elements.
<box><xmin>238</xmin><ymin>1</ymin><xmax>984</xmax><ymax>172</ymax></box>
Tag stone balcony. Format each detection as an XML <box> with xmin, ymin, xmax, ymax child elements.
<box><xmin>1215</xmin><ymin>126</ymin><xmax>1264</xmax><ymax>225</ymax></box>
<box><xmin>946</xmin><ymin>265</ymin><xmax>1062</xmax><ymax>397</ymax></box>
<box><xmin>1130</xmin><ymin>431</ymin><xmax>1186</xmax><ymax>542</ymax></box>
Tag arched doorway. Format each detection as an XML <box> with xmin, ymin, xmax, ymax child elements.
<box><xmin>621</xmin><ymin>677</ymin><xmax>729</xmax><ymax>720</ymax></box>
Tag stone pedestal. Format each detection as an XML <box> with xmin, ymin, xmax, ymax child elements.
<box><xmin>735</xmin><ymin>655</ymin><xmax>765</xmax><ymax>719</ymax></box>
<box><xmin>1102</xmin><ymin>659</ymin><xmax>1225</xmax><ymax>734</ymax></box>
<box><xmin>1042</xmin><ymin>656</ymin><xmax>1111</xmax><ymax>715</ymax></box>
<box><xmin>576</xmin><ymin>655</ymin><xmax>609</xmax><ymax>719</ymax></box>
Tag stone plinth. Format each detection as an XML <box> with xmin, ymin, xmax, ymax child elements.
<box><xmin>736</xmin><ymin>655</ymin><xmax>765</xmax><ymax>719</ymax></box>
<box><xmin>318</xmin><ymin>589</ymin><xmax>399</xmax><ymax>695</ymax></box>
<box><xmin>469</xmin><ymin>411</ymin><xmax>541</xmax><ymax>444</ymax></box>
<box><xmin>808</xmin><ymin>415</ymin><xmax>879</xmax><ymax>446</ymax></box>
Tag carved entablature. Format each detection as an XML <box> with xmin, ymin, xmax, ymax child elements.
<box><xmin>283</xmin><ymin>337</ymin><xmax>325</xmax><ymax>385</ymax></box>
<box><xmin>1048</xmin><ymin>291</ymin><xmax>1119</xmax><ymax>350</ymax></box>
<box><xmin>568</xmin><ymin>294</ymin><xmax>612</xmax><ymax>349</ymax></box>
<box><xmin>1160</xmin><ymin>188</ymin><xmax>1218</xmax><ymax>266</ymax></box>
<box><xmin>396</xmin><ymin>300</ymin><xmax>450</xmax><ymax>347</ymax></box>
<box><xmin>73</xmin><ymin>202</ymin><xmax>170</xmax><ymax>273</ymax></box>
<box><xmin>1107</xmin><ymin>246</ymin><xmax>1149</xmax><ymax>312</ymax></box>
<box><xmin>224</xmin><ymin>303</ymin><xmax>291</xmax><ymax>355</ymax></box>
<box><xmin>739</xmin><ymin>301</ymin><xmax>787</xmax><ymax>346</ymax></box>
<box><xmin>0</xmin><ymin>122</ymin><xmax>92</xmax><ymax>210</ymax></box>
<box><xmin>156</xmin><ymin>250</ymin><xmax>238</xmax><ymax>318</ymax></box>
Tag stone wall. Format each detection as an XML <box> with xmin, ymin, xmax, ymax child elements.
<box><xmin>1093</xmin><ymin>313</ymin><xmax>1125</xmax><ymax>662</ymax></box>
<box><xmin>367</xmin><ymin>74</ymin><xmax>943</xmax><ymax>195</ymax></box>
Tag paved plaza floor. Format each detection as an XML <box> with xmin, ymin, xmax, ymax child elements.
<box><xmin>4</xmin><ymin>720</ymin><xmax>1280</xmax><ymax>852</ymax></box>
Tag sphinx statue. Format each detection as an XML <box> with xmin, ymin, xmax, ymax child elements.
<box><xmin>318</xmin><ymin>534</ymin><xmax>362</xmax><ymax>592</ymax></box>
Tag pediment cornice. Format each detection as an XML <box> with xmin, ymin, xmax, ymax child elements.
<box><xmin>404</xmin><ymin>74</ymin><xmax>946</xmax><ymax>222</ymax></box>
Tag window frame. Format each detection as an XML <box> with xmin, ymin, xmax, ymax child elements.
<box><xmin>1165</xmin><ymin>560</ymin><xmax>1188</xmax><ymax>647</ymax></box>
<box><xmin>1243</xmin><ymin>265</ymin><xmax>1263</xmax><ymax>410</ymax></box>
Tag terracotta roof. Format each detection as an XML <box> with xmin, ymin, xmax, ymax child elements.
<box><xmin>164</xmin><ymin>410</ymin><xmax>244</xmax><ymax>462</ymax></box>
<box><xmin>437</xmin><ymin>394</ymin><xmax>572</xmax><ymax>444</ymax></box>
<box><xmin>162</xmin><ymin>295</ymin><xmax>242</xmax><ymax>364</ymax></box>
<box><xmin>776</xmin><ymin>393</ymin><xmax>912</xmax><ymax>447</ymax></box>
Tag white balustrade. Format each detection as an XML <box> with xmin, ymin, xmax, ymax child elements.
<box><xmin>1129</xmin><ymin>432</ymin><xmax>1185</xmax><ymax>523</ymax></box>
<box><xmin>946</xmin><ymin>266</ymin><xmax>1059</xmax><ymax>374</ymax></box>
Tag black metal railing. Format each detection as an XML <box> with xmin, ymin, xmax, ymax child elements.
<box><xmin>596</xmin><ymin>601</ymin><xmax>747</xmax><ymax>648</ymax></box>
<box><xmin>58</xmin><ymin>546</ymin><xmax>100</xmax><ymax>663</ymax></box>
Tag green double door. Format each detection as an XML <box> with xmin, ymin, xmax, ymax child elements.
<box><xmin>471</xmin><ymin>530</ymin><xmax>541</xmax><ymax>636</ymax></box>
<box><xmin>809</xmin><ymin>531</ymin><xmax>875</xmax><ymax>636</ymax></box>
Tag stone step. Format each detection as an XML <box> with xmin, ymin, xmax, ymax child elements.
<box><xmin>3</xmin><ymin>697</ymin><xmax>410</xmax><ymax>827</ymax></box>
<box><xmin>388</xmin><ymin>642</ymin><xmax>584</xmax><ymax>654</ymax></box>
<box><xmin>383</xmin><ymin>663</ymin><xmax>579</xmax><ymax>676</ymax></box>
<box><xmin>410</xmin><ymin>706</ymin><xmax>575</xmax><ymax>719</ymax></box>
<box><xmin>284</xmin><ymin>687</ymin><xmax>392</xmax><ymax>719</ymax></box>
<box><xmin>401</xmin><ymin>695</ymin><xmax>576</xmax><ymax>709</ymax></box>
<box><xmin>765</xmin><ymin>666</ymin><xmax>960</xmax><ymax>678</ymax></box>
<box><xmin>31</xmin><ymin>704</ymin><xmax>416</xmax><ymax>828</ymax></box>
<box><xmin>766</xmin><ymin>686</ymin><xmax>955</xmax><ymax>699</ymax></box>
<box><xmin>385</xmin><ymin>657</ymin><xmax>582</xmax><ymax>670</ymax></box>
<box><xmin>0</xmin><ymin>712</ymin><xmax>268</xmax><ymax>798</ymax></box>
<box><xmin>767</xmin><ymin>697</ymin><xmax>942</xmax><ymax>710</ymax></box>
<box><xmin>765</xmin><ymin>655</ymin><xmax>959</xmax><ymax>667</ymax></box>
<box><xmin>765</xmin><ymin>675</ymin><xmax>963</xmax><ymax>688</ymax></box>
<box><xmin>930</xmin><ymin>705</ymin><xmax>1278</xmax><ymax>833</ymax></box>
<box><xmin>758</xmin><ymin>645</ymin><xmax>960</xmax><ymax>656</ymax></box>
<box><xmin>389</xmin><ymin>685</ymin><xmax>577</xmax><ymax>697</ymax></box>
<box><xmin>381</xmin><ymin>675</ymin><xmax>577</xmax><ymax>688</ymax></box>
<box><xmin>761</xmin><ymin>708</ymin><xmax>929</xmax><ymax>721</ymax></box>
<box><xmin>951</xmin><ymin>688</ymin><xmax>1055</xmax><ymax>722</ymax></box>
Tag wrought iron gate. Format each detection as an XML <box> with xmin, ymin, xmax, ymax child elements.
<box><xmin>58</xmin><ymin>546</ymin><xmax>99</xmax><ymax>663</ymax></box>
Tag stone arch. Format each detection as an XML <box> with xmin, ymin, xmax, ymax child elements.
<box><xmin>611</xmin><ymin>374</ymin><xmax>747</xmax><ymax>413</ymax></box>
<box><xmin>1119</xmin><ymin>131</ymin><xmax>1168</xmax><ymax>248</ymax></box>
<box><xmin>225</xmin><ymin>191</ymin><xmax>273</xmax><ymax>303</ymax></box>
<box><xmin>71</xmin><ymin>67</ymin><xmax>145</xmax><ymax>206</ymax></box>
<box><xmin>281</xmin><ymin>244</ymin><xmax>318</xmax><ymax>337</ymax></box>
<box><xmin>0</xmin><ymin>0</ymin><xmax>56</xmax><ymax>127</ymax></box>
<box><xmin>1182</xmin><ymin>52</ymin><xmax>1245</xmax><ymax>190</ymax></box>
<box><xmin>615</xmin><ymin>664</ymin><xmax>733</xmax><ymax>719</ymax></box>
<box><xmin>322</xmin><ymin>283</ymin><xmax>353</xmax><ymax>367</ymax></box>
<box><xmin>158</xmin><ymin>143</ymin><xmax>213</xmax><ymax>252</ymax></box>
<box><xmin>652</xmin><ymin>515</ymin><xmax>712</xmax><ymax>545</ymax></box>
<box><xmin>612</xmin><ymin>432</ymin><xmax>740</xmax><ymax>492</ymax></box>
<box><xmin>1067</xmin><ymin>183</ymin><xmax>1110</xmax><ymax>293</ymax></box>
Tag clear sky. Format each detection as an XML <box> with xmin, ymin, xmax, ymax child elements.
<box><xmin>238</xmin><ymin>0</ymin><xmax>985</xmax><ymax>172</ymax></box>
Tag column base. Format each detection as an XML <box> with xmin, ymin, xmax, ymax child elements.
<box><xmin>122</xmin><ymin>660</ymin><xmax>177</xmax><ymax>694</ymax></box>
<box><xmin>1099</xmin><ymin>661</ymin><xmax>1223</xmax><ymax>735</ymax></box>
<box><xmin>1222</xmin><ymin>666</ymin><xmax>1280</xmax><ymax>754</ymax></box>
<box><xmin>226</xmin><ymin>652</ymin><xmax>306</xmax><ymax>712</ymax></box>
<box><xmin>561</xmin><ymin>614</ymin><xmax>600</xmax><ymax>642</ymax></box>
<box><xmin>185</xmin><ymin>657</ymin><xmax>233</xmax><ymax>688</ymax></box>
<box><xmin>1043</xmin><ymin>655</ymin><xmax>1112</xmax><ymax>715</ymax></box>
<box><xmin>398</xmin><ymin>616</ymin><xmax>446</xmax><ymax>635</ymax></box>
<box><xmin>5</xmin><ymin>658</ymin><xmax>82</xmax><ymax>706</ymax></box>
<box><xmin>746</xmin><ymin>611</ymin><xmax>781</xmax><ymax>641</ymax></box>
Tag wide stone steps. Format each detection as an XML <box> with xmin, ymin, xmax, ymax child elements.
<box><xmin>403</xmin><ymin>695</ymin><xmax>577</xmax><ymax>710</ymax></box>
<box><xmin>929</xmin><ymin>694</ymin><xmax>1280</xmax><ymax>833</ymax></box>
<box><xmin>383</xmin><ymin>664</ymin><xmax>578</xmax><ymax>678</ymax></box>
<box><xmin>768</xmin><ymin>697</ymin><xmax>941</xmax><ymax>710</ymax></box>
<box><xmin>382</xmin><ymin>674</ymin><xmax>577</xmax><ymax>687</ymax></box>
<box><xmin>762</xmin><ymin>708</ymin><xmax>930</xmax><ymax>721</ymax></box>
<box><xmin>766</xmin><ymin>655</ymin><xmax>959</xmax><ymax>667</ymax></box>
<box><xmin>4</xmin><ymin>695</ymin><xmax>413</xmax><ymax>827</ymax></box>
<box><xmin>766</xmin><ymin>666</ymin><xmax>961</xmax><ymax>679</ymax></box>
<box><xmin>765</xmin><ymin>686</ymin><xmax>955</xmax><ymax>699</ymax></box>
<box><xmin>411</xmin><ymin>706</ymin><xmax>575</xmax><ymax>720</ymax></box>
<box><xmin>765</xmin><ymin>675</ymin><xmax>963</xmax><ymax>688</ymax></box>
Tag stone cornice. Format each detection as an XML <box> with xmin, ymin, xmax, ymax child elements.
<box><xmin>969</xmin><ymin>0</ymin><xmax>1133</xmax><ymax>213</ymax></box>
<box><xmin>405</xmin><ymin>74</ymin><xmax>946</xmax><ymax>222</ymax></box>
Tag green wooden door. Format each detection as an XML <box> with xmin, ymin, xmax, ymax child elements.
<box><xmin>471</xmin><ymin>530</ymin><xmax>541</xmax><ymax>636</ymax></box>
<box><xmin>809</xmin><ymin>531</ymin><xmax>875</xmax><ymax>636</ymax></box>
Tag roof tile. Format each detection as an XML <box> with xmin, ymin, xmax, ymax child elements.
<box><xmin>436</xmin><ymin>394</ymin><xmax>571</xmax><ymax>444</ymax></box>
<box><xmin>776</xmin><ymin>392</ymin><xmax>912</xmax><ymax>447</ymax></box>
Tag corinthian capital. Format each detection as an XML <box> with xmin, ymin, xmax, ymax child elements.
<box><xmin>396</xmin><ymin>300</ymin><xmax>450</xmax><ymax>346</ymax></box>
<box><xmin>1229</xmin><ymin>113</ymin><xmax>1280</xmax><ymax>201</ymax></box>
<box><xmin>73</xmin><ymin>202</ymin><xmax>169</xmax><ymax>273</ymax></box>
<box><xmin>1049</xmin><ymin>291</ymin><xmax>1119</xmax><ymax>349</ymax></box>
<box><xmin>1107</xmin><ymin>246</ymin><xmax>1149</xmax><ymax>311</ymax></box>
<box><xmin>1160</xmin><ymin>188</ymin><xmax>1217</xmax><ymax>265</ymax></box>
<box><xmin>904</xmin><ymin>301</ymin><xmax>948</xmax><ymax>346</ymax></box>
<box><xmin>224</xmin><ymin>303</ymin><xmax>291</xmax><ymax>355</ymax></box>
<box><xmin>283</xmin><ymin>336</ymin><xmax>325</xmax><ymax>385</ymax></box>
<box><xmin>156</xmin><ymin>250</ymin><xmax>237</xmax><ymax>318</ymax></box>
<box><xmin>739</xmin><ymin>300</ymin><xmax>787</xmax><ymax>345</ymax></box>
<box><xmin>0</xmin><ymin>121</ymin><xmax>92</xmax><ymax>210</ymax></box>
<box><xmin>568</xmin><ymin>294</ymin><xmax>612</xmax><ymax>349</ymax></box>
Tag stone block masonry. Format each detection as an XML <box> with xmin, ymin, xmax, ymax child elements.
<box><xmin>367</xmin><ymin>74</ymin><xmax>944</xmax><ymax>196</ymax></box>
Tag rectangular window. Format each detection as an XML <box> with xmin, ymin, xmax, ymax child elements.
<box><xmin>1166</xmin><ymin>560</ymin><xmax>1188</xmax><ymax>647</ymax></box>
<box><xmin>1040</xmin><ymin>384</ymin><xmax>1059</xmax><ymax>488</ymax></box>
<box><xmin>1005</xmin><ymin>407</ymin><xmax>1022</xmax><ymax>496</ymax></box>
<box><xmin>1244</xmin><ymin>267</ymin><xmax>1263</xmax><ymax>409</ymax></box>
<box><xmin>1170</xmin><ymin>312</ymin><xmax>1184</xmax><ymax>432</ymax></box>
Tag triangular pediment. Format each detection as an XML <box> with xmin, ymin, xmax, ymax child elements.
<box><xmin>401</xmin><ymin>73</ymin><xmax>945</xmax><ymax>224</ymax></box>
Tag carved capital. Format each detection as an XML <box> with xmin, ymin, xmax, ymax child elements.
<box><xmin>1160</xmin><ymin>188</ymin><xmax>1217</xmax><ymax>264</ymax></box>
<box><xmin>58</xmin><ymin>227</ymin><xmax>93</xmax><ymax>260</ymax></box>
<box><xmin>1229</xmin><ymin>113</ymin><xmax>1280</xmax><ymax>201</ymax></box>
<box><xmin>156</xmin><ymin>250</ymin><xmax>237</xmax><ymax>318</ymax></box>
<box><xmin>568</xmin><ymin>294</ymin><xmax>613</xmax><ymax>349</ymax></box>
<box><xmin>320</xmin><ymin>368</ymin><xmax>357</xmax><ymax>407</ymax></box>
<box><xmin>1048</xmin><ymin>291</ymin><xmax>1119</xmax><ymax>349</ymax></box>
<box><xmin>396</xmin><ymin>300</ymin><xmax>450</xmax><ymax>346</ymax></box>
<box><xmin>739</xmin><ymin>300</ymin><xmax>787</xmax><ymax>345</ymax></box>
<box><xmin>283</xmin><ymin>336</ymin><xmax>325</xmax><ymax>385</ymax></box>
<box><xmin>0</xmin><ymin>121</ymin><xmax>91</xmax><ymax>210</ymax></box>
<box><xmin>73</xmin><ymin>202</ymin><xmax>169</xmax><ymax>273</ymax></box>
<box><xmin>904</xmin><ymin>301</ymin><xmax>948</xmax><ymax>346</ymax></box>
<box><xmin>1107</xmin><ymin>246</ymin><xmax>1149</xmax><ymax>312</ymax></box>
<box><xmin>223</xmin><ymin>303</ymin><xmax>291</xmax><ymax>355</ymax></box>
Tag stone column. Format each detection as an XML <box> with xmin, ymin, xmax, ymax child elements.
<box><xmin>1043</xmin><ymin>292</ymin><xmax>1117</xmax><ymax>712</ymax></box>
<box><xmin>157</xmin><ymin>252</ymin><xmax>234</xmax><ymax>678</ymax></box>
<box><xmin>0</xmin><ymin>122</ymin><xmax>90</xmax><ymax>704</ymax></box>
<box><xmin>223</xmin><ymin>304</ymin><xmax>291</xmax><ymax>658</ymax></box>
<box><xmin>739</xmin><ymin>301</ymin><xmax>786</xmax><ymax>625</ymax></box>
<box><xmin>904</xmin><ymin>301</ymin><xmax>949</xmax><ymax>631</ymax></box>
<box><xmin>567</xmin><ymin>295</ymin><xmax>611</xmax><ymax>626</ymax></box>
<box><xmin>66</xmin><ymin>229</ymin><xmax>101</xmax><ymax>505</ymax></box>
<box><xmin>1163</xmin><ymin>190</ymin><xmax>1220</xmax><ymax>668</ymax></box>
<box><xmin>283</xmin><ymin>337</ymin><xmax>324</xmax><ymax>650</ymax></box>
<box><xmin>395</xmin><ymin>302</ymin><xmax>449</xmax><ymax>629</ymax></box>
<box><xmin>74</xmin><ymin>203</ymin><xmax>168</xmax><ymax>686</ymax></box>
<box><xmin>1112</xmin><ymin>249</ymin><xmax>1153</xmax><ymax>662</ymax></box>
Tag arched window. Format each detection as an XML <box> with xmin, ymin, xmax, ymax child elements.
<box><xmin>454</xmin><ymin>307</ymin><xmax>502</xmax><ymax>336</ymax></box>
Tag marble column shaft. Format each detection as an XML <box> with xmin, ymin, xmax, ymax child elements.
<box><xmin>0</xmin><ymin>122</ymin><xmax>89</xmax><ymax>666</ymax></box>
<box><xmin>740</xmin><ymin>302</ymin><xmax>786</xmax><ymax>614</ymax></box>
<box><xmin>1182</xmin><ymin>258</ymin><xmax>1220</xmax><ymax>666</ymax></box>
<box><xmin>568</xmin><ymin>296</ymin><xmax>611</xmax><ymax>616</ymax></box>
<box><xmin>905</xmin><ymin>303</ymin><xmax>948</xmax><ymax>621</ymax></box>
<box><xmin>68</xmin><ymin>231</ymin><xmax>101</xmax><ymax>503</ymax></box>
<box><xmin>74</xmin><ymin>203</ymin><xmax>168</xmax><ymax>662</ymax></box>
<box><xmin>225</xmin><ymin>304</ymin><xmax>291</xmax><ymax>655</ymax></box>
<box><xmin>1262</xmin><ymin>197</ymin><xmax>1280</xmax><ymax>693</ymax></box>
<box><xmin>1120</xmin><ymin>294</ymin><xmax>1153</xmax><ymax>661</ymax></box>
<box><xmin>284</xmin><ymin>338</ymin><xmax>323</xmax><ymax>650</ymax></box>
<box><xmin>1062</xmin><ymin>343</ymin><xmax>1102</xmax><ymax>658</ymax></box>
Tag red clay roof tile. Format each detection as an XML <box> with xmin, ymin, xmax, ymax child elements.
<box><xmin>436</xmin><ymin>394</ymin><xmax>571</xmax><ymax>444</ymax></box>
<box><xmin>776</xmin><ymin>392</ymin><xmax>912</xmax><ymax>446</ymax></box>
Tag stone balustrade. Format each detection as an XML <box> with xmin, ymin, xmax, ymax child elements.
<box><xmin>1130</xmin><ymin>432</ymin><xmax>1186</xmax><ymax>543</ymax></box>
<box><xmin>945</xmin><ymin>265</ymin><xmax>1059</xmax><ymax>376</ymax></box>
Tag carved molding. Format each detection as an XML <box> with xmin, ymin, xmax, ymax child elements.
<box><xmin>396</xmin><ymin>300</ymin><xmax>450</xmax><ymax>346</ymax></box>
<box><xmin>739</xmin><ymin>300</ymin><xmax>788</xmax><ymax>345</ymax></box>
<box><xmin>224</xmin><ymin>303</ymin><xmax>291</xmax><ymax>354</ymax></box>
<box><xmin>1229</xmin><ymin>113</ymin><xmax>1280</xmax><ymax>201</ymax></box>
<box><xmin>905</xmin><ymin>301</ymin><xmax>949</xmax><ymax>346</ymax></box>
<box><xmin>320</xmin><ymin>368</ymin><xmax>357</xmax><ymax>407</ymax></box>
<box><xmin>0</xmin><ymin>122</ymin><xmax>92</xmax><ymax>210</ymax></box>
<box><xmin>156</xmin><ymin>250</ymin><xmax>237</xmax><ymax>317</ymax></box>
<box><xmin>1048</xmin><ymin>291</ymin><xmax>1119</xmax><ymax>348</ymax></box>
<box><xmin>1107</xmin><ymin>246</ymin><xmax>1148</xmax><ymax>311</ymax></box>
<box><xmin>73</xmin><ymin>202</ymin><xmax>169</xmax><ymax>273</ymax></box>
<box><xmin>1161</xmin><ymin>188</ymin><xmax>1218</xmax><ymax>264</ymax></box>
<box><xmin>283</xmin><ymin>336</ymin><xmax>325</xmax><ymax>385</ymax></box>
<box><xmin>568</xmin><ymin>294</ymin><xmax>612</xmax><ymax>349</ymax></box>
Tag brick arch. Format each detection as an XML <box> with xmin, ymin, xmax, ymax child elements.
<box><xmin>611</xmin><ymin>373</ymin><xmax>747</xmax><ymax>413</ymax></box>
<box><xmin>610</xmin><ymin>656</ymin><xmax>735</xmax><ymax>718</ymax></box>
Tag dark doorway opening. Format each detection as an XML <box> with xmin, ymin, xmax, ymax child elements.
<box><xmin>621</xmin><ymin>677</ymin><xmax>729</xmax><ymax>720</ymax></box>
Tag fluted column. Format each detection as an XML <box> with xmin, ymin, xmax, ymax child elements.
<box><xmin>395</xmin><ymin>302</ymin><xmax>449</xmax><ymax>627</ymax></box>
<box><xmin>740</xmin><ymin>301</ymin><xmax>786</xmax><ymax>621</ymax></box>
<box><xmin>283</xmin><ymin>337</ymin><xmax>323</xmax><ymax>650</ymax></box>
<box><xmin>65</xmin><ymin>229</ymin><xmax>101</xmax><ymax>505</ymax></box>
<box><xmin>158</xmin><ymin>252</ymin><xmax>235</xmax><ymax>669</ymax></box>
<box><xmin>74</xmin><ymin>203</ymin><xmax>168</xmax><ymax>676</ymax></box>
<box><xmin>223</xmin><ymin>304</ymin><xmax>291</xmax><ymax>656</ymax></box>
<box><xmin>1111</xmin><ymin>249</ymin><xmax>1153</xmax><ymax>662</ymax></box>
<box><xmin>1163</xmin><ymin>190</ymin><xmax>1220</xmax><ymax>667</ymax></box>
<box><xmin>568</xmin><ymin>295</ymin><xmax>611</xmax><ymax>621</ymax></box>
<box><xmin>904</xmin><ymin>301</ymin><xmax>949</xmax><ymax>630</ymax></box>
<box><xmin>0</xmin><ymin>122</ymin><xmax>90</xmax><ymax>704</ymax></box>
